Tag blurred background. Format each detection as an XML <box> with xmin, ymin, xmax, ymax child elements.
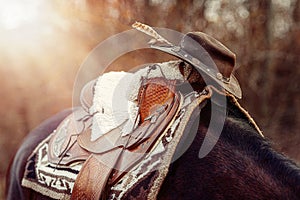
<box><xmin>0</xmin><ymin>0</ymin><xmax>299</xmax><ymax>198</ymax></box>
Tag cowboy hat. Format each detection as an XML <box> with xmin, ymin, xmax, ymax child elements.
<box><xmin>132</xmin><ymin>22</ymin><xmax>242</xmax><ymax>99</ymax></box>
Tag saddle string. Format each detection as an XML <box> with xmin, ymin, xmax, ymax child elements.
<box><xmin>54</xmin><ymin>134</ymin><xmax>79</xmax><ymax>171</ymax></box>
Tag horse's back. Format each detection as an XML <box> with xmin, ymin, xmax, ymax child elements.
<box><xmin>6</xmin><ymin>109</ymin><xmax>72</xmax><ymax>200</ymax></box>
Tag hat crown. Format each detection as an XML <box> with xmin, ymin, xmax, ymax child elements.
<box><xmin>181</xmin><ymin>32</ymin><xmax>236</xmax><ymax>78</ymax></box>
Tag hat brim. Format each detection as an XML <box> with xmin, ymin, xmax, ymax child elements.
<box><xmin>151</xmin><ymin>44</ymin><xmax>242</xmax><ymax>99</ymax></box>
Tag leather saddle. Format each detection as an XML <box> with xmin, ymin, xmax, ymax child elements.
<box><xmin>48</xmin><ymin>77</ymin><xmax>180</xmax><ymax>199</ymax></box>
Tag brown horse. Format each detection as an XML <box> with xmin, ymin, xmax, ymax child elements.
<box><xmin>5</xmin><ymin>96</ymin><xmax>300</xmax><ymax>199</ymax></box>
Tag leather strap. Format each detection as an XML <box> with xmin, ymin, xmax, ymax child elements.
<box><xmin>71</xmin><ymin>148</ymin><xmax>123</xmax><ymax>200</ymax></box>
<box><xmin>77</xmin><ymin>122</ymin><xmax>126</xmax><ymax>154</ymax></box>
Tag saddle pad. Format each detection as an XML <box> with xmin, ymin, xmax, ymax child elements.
<box><xmin>90</xmin><ymin>71</ymin><xmax>135</xmax><ymax>141</ymax></box>
<box><xmin>21</xmin><ymin>134</ymin><xmax>83</xmax><ymax>200</ymax></box>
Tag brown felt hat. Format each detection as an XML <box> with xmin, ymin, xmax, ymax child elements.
<box><xmin>150</xmin><ymin>32</ymin><xmax>242</xmax><ymax>99</ymax></box>
<box><xmin>181</xmin><ymin>32</ymin><xmax>236</xmax><ymax>79</ymax></box>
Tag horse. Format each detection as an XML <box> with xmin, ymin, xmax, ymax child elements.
<box><xmin>5</xmin><ymin>26</ymin><xmax>300</xmax><ymax>199</ymax></box>
<box><xmin>5</xmin><ymin>90</ymin><xmax>300</xmax><ymax>199</ymax></box>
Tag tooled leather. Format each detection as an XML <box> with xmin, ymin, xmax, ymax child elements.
<box><xmin>138</xmin><ymin>77</ymin><xmax>176</xmax><ymax>123</ymax></box>
<box><xmin>48</xmin><ymin>107</ymin><xmax>91</xmax><ymax>165</ymax></box>
<box><xmin>71</xmin><ymin>147</ymin><xmax>124</xmax><ymax>200</ymax></box>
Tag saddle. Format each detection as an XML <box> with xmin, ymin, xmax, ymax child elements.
<box><xmin>48</xmin><ymin>76</ymin><xmax>181</xmax><ymax>199</ymax></box>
